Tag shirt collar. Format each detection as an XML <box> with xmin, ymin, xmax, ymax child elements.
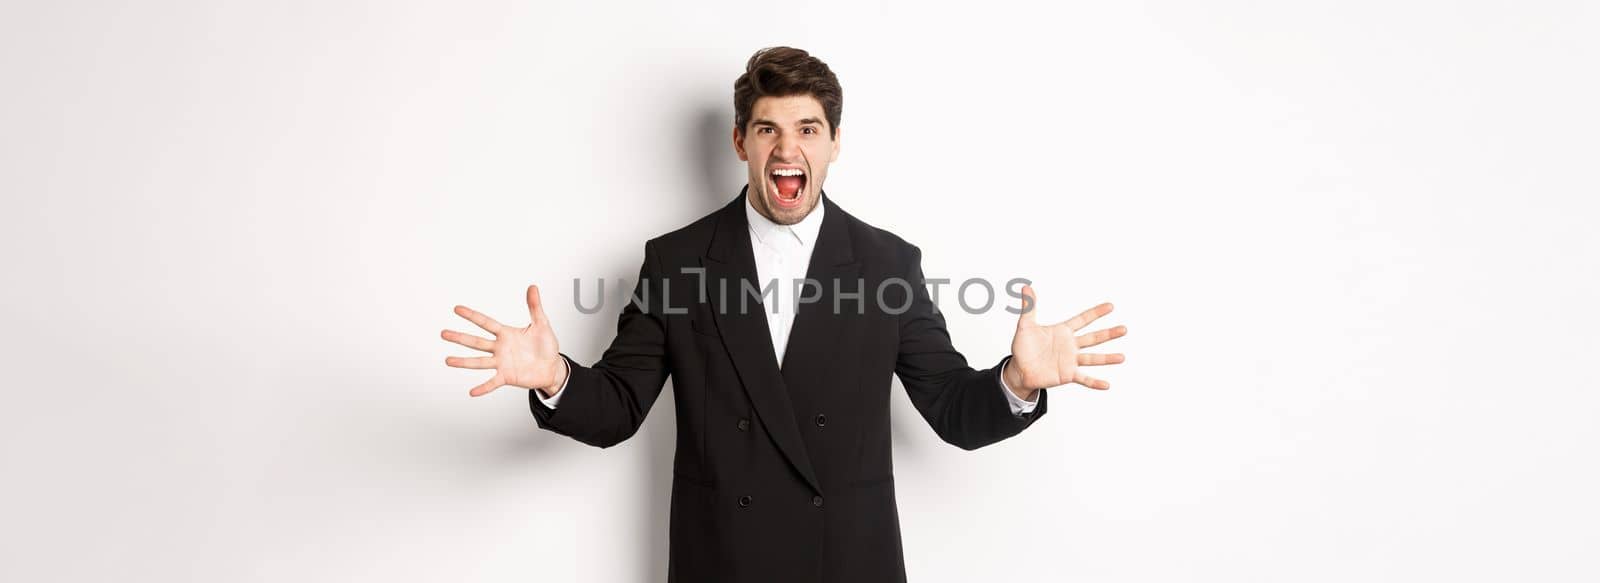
<box><xmin>745</xmin><ymin>190</ymin><xmax>826</xmax><ymax>249</ymax></box>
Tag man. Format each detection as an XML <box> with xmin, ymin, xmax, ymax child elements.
<box><xmin>441</xmin><ymin>47</ymin><xmax>1128</xmax><ymax>582</ymax></box>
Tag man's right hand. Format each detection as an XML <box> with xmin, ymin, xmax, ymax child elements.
<box><xmin>442</xmin><ymin>284</ymin><xmax>568</xmax><ymax>398</ymax></box>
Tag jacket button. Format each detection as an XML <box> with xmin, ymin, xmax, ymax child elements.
<box><xmin>814</xmin><ymin>414</ymin><xmax>827</xmax><ymax>427</ymax></box>
<box><xmin>736</xmin><ymin>418</ymin><xmax>750</xmax><ymax>431</ymax></box>
<box><xmin>738</xmin><ymin>495</ymin><xmax>752</xmax><ymax>508</ymax></box>
<box><xmin>812</xmin><ymin>495</ymin><xmax>824</xmax><ymax>508</ymax></box>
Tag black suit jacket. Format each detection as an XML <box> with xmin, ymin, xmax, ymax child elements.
<box><xmin>530</xmin><ymin>188</ymin><xmax>1049</xmax><ymax>582</ymax></box>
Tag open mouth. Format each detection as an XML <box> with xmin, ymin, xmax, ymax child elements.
<box><xmin>768</xmin><ymin>166</ymin><xmax>807</xmax><ymax>209</ymax></box>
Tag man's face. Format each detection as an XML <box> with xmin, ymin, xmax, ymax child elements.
<box><xmin>733</xmin><ymin>94</ymin><xmax>841</xmax><ymax>225</ymax></box>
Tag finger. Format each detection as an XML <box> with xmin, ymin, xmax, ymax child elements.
<box><xmin>445</xmin><ymin>355</ymin><xmax>496</xmax><ymax>370</ymax></box>
<box><xmin>1073</xmin><ymin>371</ymin><xmax>1111</xmax><ymax>390</ymax></box>
<box><xmin>469</xmin><ymin>375</ymin><xmax>502</xmax><ymax>397</ymax></box>
<box><xmin>1076</xmin><ymin>325</ymin><xmax>1128</xmax><ymax>349</ymax></box>
<box><xmin>526</xmin><ymin>284</ymin><xmax>546</xmax><ymax>325</ymax></box>
<box><xmin>440</xmin><ymin>329</ymin><xmax>494</xmax><ymax>353</ymax></box>
<box><xmin>1058</xmin><ymin>302</ymin><xmax>1114</xmax><ymax>332</ymax></box>
<box><xmin>1017</xmin><ymin>285</ymin><xmax>1038</xmax><ymax>329</ymax></box>
<box><xmin>454</xmin><ymin>305</ymin><xmax>504</xmax><ymax>335</ymax></box>
<box><xmin>1077</xmin><ymin>353</ymin><xmax>1125</xmax><ymax>366</ymax></box>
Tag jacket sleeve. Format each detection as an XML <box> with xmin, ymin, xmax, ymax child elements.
<box><xmin>894</xmin><ymin>245</ymin><xmax>1047</xmax><ymax>450</ymax></box>
<box><xmin>529</xmin><ymin>240</ymin><xmax>673</xmax><ymax>448</ymax></box>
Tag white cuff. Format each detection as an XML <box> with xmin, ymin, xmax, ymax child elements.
<box><xmin>535</xmin><ymin>358</ymin><xmax>572</xmax><ymax>409</ymax></box>
<box><xmin>997</xmin><ymin>357</ymin><xmax>1039</xmax><ymax>417</ymax></box>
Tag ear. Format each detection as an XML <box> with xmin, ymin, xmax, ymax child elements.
<box><xmin>829</xmin><ymin>126</ymin><xmax>842</xmax><ymax>163</ymax></box>
<box><xmin>732</xmin><ymin>126</ymin><xmax>749</xmax><ymax>161</ymax></box>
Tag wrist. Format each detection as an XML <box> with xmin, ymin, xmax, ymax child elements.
<box><xmin>538</xmin><ymin>358</ymin><xmax>569</xmax><ymax>399</ymax></box>
<box><xmin>1002</xmin><ymin>360</ymin><xmax>1031</xmax><ymax>400</ymax></box>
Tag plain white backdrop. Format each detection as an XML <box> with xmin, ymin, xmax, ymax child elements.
<box><xmin>2</xmin><ymin>1</ymin><xmax>1597</xmax><ymax>581</ymax></box>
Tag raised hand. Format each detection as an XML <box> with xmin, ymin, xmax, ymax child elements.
<box><xmin>1005</xmin><ymin>285</ymin><xmax>1128</xmax><ymax>396</ymax></box>
<box><xmin>442</xmin><ymin>284</ymin><xmax>568</xmax><ymax>398</ymax></box>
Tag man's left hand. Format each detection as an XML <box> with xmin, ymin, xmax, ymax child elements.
<box><xmin>1004</xmin><ymin>285</ymin><xmax>1128</xmax><ymax>399</ymax></box>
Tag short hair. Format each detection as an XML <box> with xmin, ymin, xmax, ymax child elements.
<box><xmin>733</xmin><ymin>47</ymin><xmax>842</xmax><ymax>139</ymax></box>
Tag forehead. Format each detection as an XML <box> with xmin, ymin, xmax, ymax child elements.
<box><xmin>751</xmin><ymin>94</ymin><xmax>827</xmax><ymax>124</ymax></box>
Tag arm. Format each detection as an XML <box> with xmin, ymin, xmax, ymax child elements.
<box><xmin>529</xmin><ymin>241</ymin><xmax>672</xmax><ymax>448</ymax></box>
<box><xmin>441</xmin><ymin>241</ymin><xmax>672</xmax><ymax>449</ymax></box>
<box><xmin>895</xmin><ymin>246</ymin><xmax>1047</xmax><ymax>451</ymax></box>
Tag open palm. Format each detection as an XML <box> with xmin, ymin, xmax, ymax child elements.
<box><xmin>1008</xmin><ymin>285</ymin><xmax>1127</xmax><ymax>392</ymax></box>
<box><xmin>442</xmin><ymin>284</ymin><xmax>567</xmax><ymax>397</ymax></box>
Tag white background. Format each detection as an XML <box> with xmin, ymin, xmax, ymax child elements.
<box><xmin>3</xmin><ymin>1</ymin><xmax>1597</xmax><ymax>581</ymax></box>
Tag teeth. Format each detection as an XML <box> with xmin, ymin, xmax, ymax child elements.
<box><xmin>771</xmin><ymin>168</ymin><xmax>804</xmax><ymax>177</ymax></box>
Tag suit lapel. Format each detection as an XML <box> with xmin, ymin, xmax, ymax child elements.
<box><xmin>702</xmin><ymin>187</ymin><xmax>823</xmax><ymax>495</ymax></box>
<box><xmin>778</xmin><ymin>194</ymin><xmax>862</xmax><ymax>392</ymax></box>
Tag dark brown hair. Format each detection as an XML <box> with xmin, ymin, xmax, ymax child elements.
<box><xmin>733</xmin><ymin>47</ymin><xmax>842</xmax><ymax>139</ymax></box>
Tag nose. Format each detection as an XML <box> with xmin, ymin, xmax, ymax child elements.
<box><xmin>771</xmin><ymin>133</ymin><xmax>802</xmax><ymax>162</ymax></box>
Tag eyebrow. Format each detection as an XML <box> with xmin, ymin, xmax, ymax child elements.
<box><xmin>750</xmin><ymin>118</ymin><xmax>826</xmax><ymax>128</ymax></box>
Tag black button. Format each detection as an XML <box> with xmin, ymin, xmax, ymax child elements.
<box><xmin>737</xmin><ymin>418</ymin><xmax>750</xmax><ymax>431</ymax></box>
<box><xmin>814</xmin><ymin>414</ymin><xmax>827</xmax><ymax>427</ymax></box>
<box><xmin>812</xmin><ymin>495</ymin><xmax>824</xmax><ymax>508</ymax></box>
<box><xmin>738</xmin><ymin>495</ymin><xmax>752</xmax><ymax>508</ymax></box>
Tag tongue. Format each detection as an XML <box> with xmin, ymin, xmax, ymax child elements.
<box><xmin>775</xmin><ymin>175</ymin><xmax>803</xmax><ymax>198</ymax></box>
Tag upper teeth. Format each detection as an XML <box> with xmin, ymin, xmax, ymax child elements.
<box><xmin>772</xmin><ymin>168</ymin><xmax>803</xmax><ymax>176</ymax></box>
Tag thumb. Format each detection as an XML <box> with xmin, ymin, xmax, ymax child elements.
<box><xmin>526</xmin><ymin>284</ymin><xmax>545</xmax><ymax>323</ymax></box>
<box><xmin>1018</xmin><ymin>284</ymin><xmax>1038</xmax><ymax>329</ymax></box>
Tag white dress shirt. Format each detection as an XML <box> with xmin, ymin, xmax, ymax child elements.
<box><xmin>538</xmin><ymin>195</ymin><xmax>1038</xmax><ymax>416</ymax></box>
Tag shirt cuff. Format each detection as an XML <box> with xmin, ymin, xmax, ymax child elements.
<box><xmin>997</xmin><ymin>356</ymin><xmax>1039</xmax><ymax>417</ymax></box>
<box><xmin>535</xmin><ymin>358</ymin><xmax>572</xmax><ymax>409</ymax></box>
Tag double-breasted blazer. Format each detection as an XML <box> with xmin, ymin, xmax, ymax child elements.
<box><xmin>529</xmin><ymin>188</ymin><xmax>1049</xmax><ymax>582</ymax></box>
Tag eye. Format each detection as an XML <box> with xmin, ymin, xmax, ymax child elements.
<box><xmin>802</xmin><ymin>127</ymin><xmax>816</xmax><ymax>135</ymax></box>
<box><xmin>758</xmin><ymin>127</ymin><xmax>774</xmax><ymax>134</ymax></box>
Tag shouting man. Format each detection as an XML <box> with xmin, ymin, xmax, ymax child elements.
<box><xmin>441</xmin><ymin>46</ymin><xmax>1128</xmax><ymax>582</ymax></box>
